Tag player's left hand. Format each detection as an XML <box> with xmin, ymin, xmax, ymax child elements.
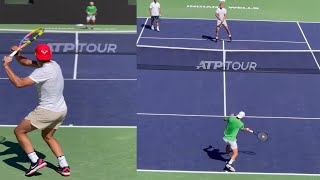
<box><xmin>3</xmin><ymin>56</ymin><xmax>13</xmax><ymax>66</ymax></box>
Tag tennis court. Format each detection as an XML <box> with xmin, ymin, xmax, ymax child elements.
<box><xmin>136</xmin><ymin>0</ymin><xmax>320</xmax><ymax>179</ymax></box>
<box><xmin>0</xmin><ymin>30</ymin><xmax>137</xmax><ymax>179</ymax></box>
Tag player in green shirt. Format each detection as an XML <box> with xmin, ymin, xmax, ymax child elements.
<box><xmin>223</xmin><ymin>111</ymin><xmax>251</xmax><ymax>172</ymax></box>
<box><xmin>86</xmin><ymin>2</ymin><xmax>97</xmax><ymax>29</ymax></box>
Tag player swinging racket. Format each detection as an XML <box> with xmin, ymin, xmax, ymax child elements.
<box><xmin>215</xmin><ymin>2</ymin><xmax>232</xmax><ymax>42</ymax></box>
<box><xmin>2</xmin><ymin>44</ymin><xmax>70</xmax><ymax>177</ymax></box>
<box><xmin>223</xmin><ymin>111</ymin><xmax>251</xmax><ymax>172</ymax></box>
<box><xmin>149</xmin><ymin>0</ymin><xmax>161</xmax><ymax>32</ymax></box>
<box><xmin>86</xmin><ymin>1</ymin><xmax>97</xmax><ymax>29</ymax></box>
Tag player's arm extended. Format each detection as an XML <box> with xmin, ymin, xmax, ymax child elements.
<box><xmin>242</xmin><ymin>127</ymin><xmax>251</xmax><ymax>132</ymax></box>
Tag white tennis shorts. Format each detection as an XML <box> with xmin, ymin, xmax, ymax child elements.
<box><xmin>87</xmin><ymin>15</ymin><xmax>96</xmax><ymax>21</ymax></box>
<box><xmin>217</xmin><ymin>20</ymin><xmax>228</xmax><ymax>27</ymax></box>
<box><xmin>223</xmin><ymin>137</ymin><xmax>238</xmax><ymax>149</ymax></box>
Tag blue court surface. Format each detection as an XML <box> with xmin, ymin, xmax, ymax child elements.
<box><xmin>0</xmin><ymin>31</ymin><xmax>136</xmax><ymax>126</ymax></box>
<box><xmin>137</xmin><ymin>18</ymin><xmax>320</xmax><ymax>175</ymax></box>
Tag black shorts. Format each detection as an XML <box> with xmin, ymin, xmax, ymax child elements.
<box><xmin>151</xmin><ymin>16</ymin><xmax>159</xmax><ymax>21</ymax></box>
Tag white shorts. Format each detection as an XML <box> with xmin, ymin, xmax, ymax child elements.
<box><xmin>223</xmin><ymin>137</ymin><xmax>238</xmax><ymax>149</ymax></box>
<box><xmin>87</xmin><ymin>15</ymin><xmax>96</xmax><ymax>21</ymax></box>
<box><xmin>217</xmin><ymin>20</ymin><xmax>227</xmax><ymax>27</ymax></box>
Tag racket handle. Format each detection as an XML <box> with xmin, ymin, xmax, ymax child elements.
<box><xmin>249</xmin><ymin>130</ymin><xmax>254</xmax><ymax>133</ymax></box>
<box><xmin>9</xmin><ymin>50</ymin><xmax>18</xmax><ymax>58</ymax></box>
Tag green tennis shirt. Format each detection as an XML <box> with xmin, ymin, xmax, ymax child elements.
<box><xmin>87</xmin><ymin>6</ymin><xmax>97</xmax><ymax>15</ymax></box>
<box><xmin>224</xmin><ymin>116</ymin><xmax>244</xmax><ymax>141</ymax></box>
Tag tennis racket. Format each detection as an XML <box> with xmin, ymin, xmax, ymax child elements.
<box><xmin>9</xmin><ymin>27</ymin><xmax>45</xmax><ymax>58</ymax></box>
<box><xmin>249</xmin><ymin>130</ymin><xmax>268</xmax><ymax>141</ymax></box>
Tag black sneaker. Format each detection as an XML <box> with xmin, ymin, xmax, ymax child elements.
<box><xmin>225</xmin><ymin>163</ymin><xmax>236</xmax><ymax>172</ymax></box>
<box><xmin>25</xmin><ymin>158</ymin><xmax>47</xmax><ymax>176</ymax></box>
<box><xmin>56</xmin><ymin>166</ymin><xmax>71</xmax><ymax>176</ymax></box>
<box><xmin>228</xmin><ymin>36</ymin><xmax>232</xmax><ymax>42</ymax></box>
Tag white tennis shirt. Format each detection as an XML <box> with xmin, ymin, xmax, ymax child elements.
<box><xmin>150</xmin><ymin>2</ymin><xmax>160</xmax><ymax>16</ymax></box>
<box><xmin>216</xmin><ymin>8</ymin><xmax>227</xmax><ymax>20</ymax></box>
<box><xmin>29</xmin><ymin>61</ymin><xmax>67</xmax><ymax>112</ymax></box>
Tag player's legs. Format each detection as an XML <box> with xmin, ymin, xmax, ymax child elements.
<box><xmin>223</xmin><ymin>24</ymin><xmax>232</xmax><ymax>41</ymax></box>
<box><xmin>216</xmin><ymin>26</ymin><xmax>221</xmax><ymax>41</ymax></box>
<box><xmin>230</xmin><ymin>148</ymin><xmax>238</xmax><ymax>162</ymax></box>
<box><xmin>86</xmin><ymin>16</ymin><xmax>91</xmax><ymax>29</ymax></box>
<box><xmin>14</xmin><ymin>119</ymin><xmax>47</xmax><ymax>176</ymax></box>
<box><xmin>42</xmin><ymin>128</ymin><xmax>63</xmax><ymax>157</ymax></box>
<box><xmin>226</xmin><ymin>144</ymin><xmax>231</xmax><ymax>154</ymax></box>
<box><xmin>90</xmin><ymin>16</ymin><xmax>96</xmax><ymax>29</ymax></box>
<box><xmin>150</xmin><ymin>17</ymin><xmax>155</xmax><ymax>30</ymax></box>
<box><xmin>226</xmin><ymin>141</ymin><xmax>238</xmax><ymax>172</ymax></box>
<box><xmin>42</xmin><ymin>127</ymin><xmax>70</xmax><ymax>176</ymax></box>
<box><xmin>156</xmin><ymin>17</ymin><xmax>160</xmax><ymax>32</ymax></box>
<box><xmin>14</xmin><ymin>119</ymin><xmax>37</xmax><ymax>153</ymax></box>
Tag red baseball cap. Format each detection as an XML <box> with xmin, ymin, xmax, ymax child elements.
<box><xmin>35</xmin><ymin>44</ymin><xmax>52</xmax><ymax>61</ymax></box>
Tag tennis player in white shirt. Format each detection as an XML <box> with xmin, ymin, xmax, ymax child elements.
<box><xmin>215</xmin><ymin>2</ymin><xmax>232</xmax><ymax>42</ymax></box>
<box><xmin>2</xmin><ymin>44</ymin><xmax>70</xmax><ymax>177</ymax></box>
<box><xmin>149</xmin><ymin>0</ymin><xmax>161</xmax><ymax>32</ymax></box>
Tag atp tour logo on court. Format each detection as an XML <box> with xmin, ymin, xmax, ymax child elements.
<box><xmin>196</xmin><ymin>61</ymin><xmax>257</xmax><ymax>71</ymax></box>
<box><xmin>47</xmin><ymin>43</ymin><xmax>117</xmax><ymax>53</ymax></box>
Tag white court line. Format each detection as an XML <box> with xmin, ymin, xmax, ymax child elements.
<box><xmin>0</xmin><ymin>124</ymin><xmax>136</xmax><ymax>128</ymax></box>
<box><xmin>0</xmin><ymin>78</ymin><xmax>137</xmax><ymax>81</ymax></box>
<box><xmin>140</xmin><ymin>37</ymin><xmax>306</xmax><ymax>44</ymax></box>
<box><xmin>137</xmin><ymin>44</ymin><xmax>317</xmax><ymax>52</ymax></box>
<box><xmin>137</xmin><ymin>169</ymin><xmax>320</xmax><ymax>177</ymax></box>
<box><xmin>297</xmin><ymin>22</ymin><xmax>320</xmax><ymax>70</ymax></box>
<box><xmin>225</xmin><ymin>49</ymin><xmax>315</xmax><ymax>52</ymax></box>
<box><xmin>73</xmin><ymin>32</ymin><xmax>79</xmax><ymax>79</ymax></box>
<box><xmin>137</xmin><ymin>18</ymin><xmax>149</xmax><ymax>45</ymax></box>
<box><xmin>137</xmin><ymin>112</ymin><xmax>320</xmax><ymax>120</ymax></box>
<box><xmin>0</xmin><ymin>29</ymin><xmax>136</xmax><ymax>34</ymax></box>
<box><xmin>222</xmin><ymin>40</ymin><xmax>226</xmax><ymax>117</ymax></box>
<box><xmin>137</xmin><ymin>44</ymin><xmax>223</xmax><ymax>52</ymax></box>
<box><xmin>137</xmin><ymin>16</ymin><xmax>320</xmax><ymax>24</ymax></box>
<box><xmin>66</xmin><ymin>78</ymin><xmax>137</xmax><ymax>81</ymax></box>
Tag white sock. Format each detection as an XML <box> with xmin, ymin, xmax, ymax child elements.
<box><xmin>228</xmin><ymin>159</ymin><xmax>235</xmax><ymax>165</ymax></box>
<box><xmin>151</xmin><ymin>25</ymin><xmax>154</xmax><ymax>28</ymax></box>
<box><xmin>58</xmin><ymin>156</ymin><xmax>69</xmax><ymax>168</ymax></box>
<box><xmin>27</xmin><ymin>152</ymin><xmax>39</xmax><ymax>163</ymax></box>
<box><xmin>229</xmin><ymin>34</ymin><xmax>232</xmax><ymax>37</ymax></box>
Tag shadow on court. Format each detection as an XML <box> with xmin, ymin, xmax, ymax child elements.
<box><xmin>141</xmin><ymin>24</ymin><xmax>152</xmax><ymax>30</ymax></box>
<box><xmin>0</xmin><ymin>141</ymin><xmax>56</xmax><ymax>175</ymax></box>
<box><xmin>202</xmin><ymin>35</ymin><xmax>215</xmax><ymax>41</ymax></box>
<box><xmin>203</xmin><ymin>145</ymin><xmax>256</xmax><ymax>162</ymax></box>
<box><xmin>203</xmin><ymin>146</ymin><xmax>228</xmax><ymax>162</ymax></box>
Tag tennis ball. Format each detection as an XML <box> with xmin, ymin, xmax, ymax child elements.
<box><xmin>262</xmin><ymin>135</ymin><xmax>265</xmax><ymax>138</ymax></box>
